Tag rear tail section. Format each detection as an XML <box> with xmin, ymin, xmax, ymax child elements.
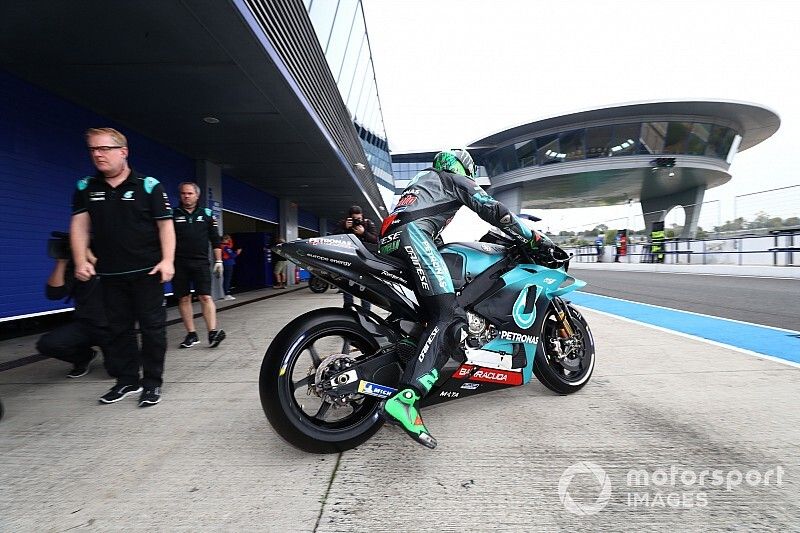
<box><xmin>274</xmin><ymin>235</ymin><xmax>420</xmax><ymax>318</ymax></box>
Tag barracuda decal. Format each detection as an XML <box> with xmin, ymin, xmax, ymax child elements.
<box><xmin>512</xmin><ymin>284</ymin><xmax>542</xmax><ymax>329</ymax></box>
<box><xmin>453</xmin><ymin>364</ymin><xmax>523</xmax><ymax>385</ymax></box>
<box><xmin>77</xmin><ymin>176</ymin><xmax>91</xmax><ymax>191</ymax></box>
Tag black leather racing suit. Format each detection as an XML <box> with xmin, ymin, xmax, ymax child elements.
<box><xmin>378</xmin><ymin>168</ymin><xmax>533</xmax><ymax>395</ymax></box>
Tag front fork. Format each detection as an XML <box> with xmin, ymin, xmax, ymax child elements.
<box><xmin>551</xmin><ymin>297</ymin><xmax>576</xmax><ymax>339</ymax></box>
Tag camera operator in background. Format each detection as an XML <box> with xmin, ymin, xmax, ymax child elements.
<box><xmin>338</xmin><ymin>205</ymin><xmax>378</xmax><ymax>311</ymax></box>
<box><xmin>36</xmin><ymin>232</ymin><xmax>110</xmax><ymax>378</ymax></box>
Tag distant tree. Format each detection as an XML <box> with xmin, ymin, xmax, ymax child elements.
<box><xmin>785</xmin><ymin>217</ymin><xmax>800</xmax><ymax>227</ymax></box>
<box><xmin>696</xmin><ymin>227</ymin><xmax>709</xmax><ymax>239</ymax></box>
<box><xmin>604</xmin><ymin>229</ymin><xmax>617</xmax><ymax>244</ymax></box>
<box><xmin>714</xmin><ymin>217</ymin><xmax>746</xmax><ymax>232</ymax></box>
<box><xmin>747</xmin><ymin>211</ymin><xmax>772</xmax><ymax>229</ymax></box>
<box><xmin>768</xmin><ymin>217</ymin><xmax>784</xmax><ymax>228</ymax></box>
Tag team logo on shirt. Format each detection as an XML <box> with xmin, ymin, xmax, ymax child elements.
<box><xmin>122</xmin><ymin>190</ymin><xmax>135</xmax><ymax>200</ymax></box>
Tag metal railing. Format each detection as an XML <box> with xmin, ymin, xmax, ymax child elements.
<box><xmin>567</xmin><ymin>228</ymin><xmax>800</xmax><ymax>267</ymax></box>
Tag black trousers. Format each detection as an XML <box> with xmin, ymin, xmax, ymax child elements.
<box><xmin>386</xmin><ymin>222</ymin><xmax>465</xmax><ymax>394</ymax></box>
<box><xmin>102</xmin><ymin>272</ymin><xmax>167</xmax><ymax>388</ymax></box>
<box><xmin>36</xmin><ymin>320</ymin><xmax>110</xmax><ymax>366</ymax></box>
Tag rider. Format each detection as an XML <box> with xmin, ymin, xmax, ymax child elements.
<box><xmin>379</xmin><ymin>148</ymin><xmax>551</xmax><ymax>449</ymax></box>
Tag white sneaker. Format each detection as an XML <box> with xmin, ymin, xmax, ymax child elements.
<box><xmin>224</xmin><ymin>295</ymin><xmax>236</xmax><ymax>300</ymax></box>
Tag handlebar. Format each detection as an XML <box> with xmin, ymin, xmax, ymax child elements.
<box><xmin>514</xmin><ymin>239</ymin><xmax>571</xmax><ymax>270</ymax></box>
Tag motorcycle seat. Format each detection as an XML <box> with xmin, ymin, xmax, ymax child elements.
<box><xmin>358</xmin><ymin>247</ymin><xmax>407</xmax><ymax>271</ymax></box>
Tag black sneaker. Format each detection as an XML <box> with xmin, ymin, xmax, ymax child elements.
<box><xmin>139</xmin><ymin>387</ymin><xmax>161</xmax><ymax>407</ymax></box>
<box><xmin>209</xmin><ymin>329</ymin><xmax>226</xmax><ymax>348</ymax></box>
<box><xmin>179</xmin><ymin>332</ymin><xmax>200</xmax><ymax>349</ymax></box>
<box><xmin>99</xmin><ymin>384</ymin><xmax>142</xmax><ymax>404</ymax></box>
<box><xmin>67</xmin><ymin>350</ymin><xmax>97</xmax><ymax>379</ymax></box>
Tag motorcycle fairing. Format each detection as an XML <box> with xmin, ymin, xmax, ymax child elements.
<box><xmin>469</xmin><ymin>264</ymin><xmax>583</xmax><ymax>384</ymax></box>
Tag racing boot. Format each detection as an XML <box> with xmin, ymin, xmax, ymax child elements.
<box><xmin>382</xmin><ymin>369</ymin><xmax>438</xmax><ymax>449</ymax></box>
<box><xmin>383</xmin><ymin>388</ymin><xmax>437</xmax><ymax>449</ymax></box>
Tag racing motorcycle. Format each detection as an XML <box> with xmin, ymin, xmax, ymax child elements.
<box><xmin>259</xmin><ymin>229</ymin><xmax>595</xmax><ymax>453</ymax></box>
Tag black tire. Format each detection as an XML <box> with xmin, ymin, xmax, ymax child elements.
<box><xmin>259</xmin><ymin>308</ymin><xmax>384</xmax><ymax>453</ymax></box>
<box><xmin>308</xmin><ymin>276</ymin><xmax>329</xmax><ymax>293</ymax></box>
<box><xmin>533</xmin><ymin>302</ymin><xmax>595</xmax><ymax>394</ymax></box>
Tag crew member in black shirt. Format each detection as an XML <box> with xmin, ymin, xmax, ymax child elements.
<box><xmin>36</xmin><ymin>232</ymin><xmax>110</xmax><ymax>378</ymax></box>
<box><xmin>173</xmin><ymin>181</ymin><xmax>226</xmax><ymax>349</ymax></box>
<box><xmin>71</xmin><ymin>127</ymin><xmax>175</xmax><ymax>407</ymax></box>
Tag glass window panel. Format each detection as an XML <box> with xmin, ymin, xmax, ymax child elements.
<box><xmin>324</xmin><ymin>0</ymin><xmax>359</xmax><ymax>80</ymax></box>
<box><xmin>610</xmin><ymin>123</ymin><xmax>639</xmax><ymax>156</ymax></box>
<box><xmin>639</xmin><ymin>122</ymin><xmax>668</xmax><ymax>154</ymax></box>
<box><xmin>499</xmin><ymin>144</ymin><xmax>519</xmax><ymax>172</ymax></box>
<box><xmin>686</xmin><ymin>123</ymin><xmax>711</xmax><ymax>155</ymax></box>
<box><xmin>345</xmin><ymin>43</ymin><xmax>370</xmax><ymax>113</ymax></box>
<box><xmin>706</xmin><ymin>125</ymin><xmax>736</xmax><ymax>159</ymax></box>
<box><xmin>485</xmin><ymin>146</ymin><xmax>517</xmax><ymax>175</ymax></box>
<box><xmin>308</xmin><ymin>0</ymin><xmax>338</xmax><ymax>50</ymax></box>
<box><xmin>515</xmin><ymin>139</ymin><xmax>537</xmax><ymax>167</ymax></box>
<box><xmin>337</xmin><ymin>31</ymin><xmax>365</xmax><ymax>93</ymax></box>
<box><xmin>560</xmin><ymin>129</ymin><xmax>585</xmax><ymax>161</ymax></box>
<box><xmin>536</xmin><ymin>134</ymin><xmax>561</xmax><ymax>165</ymax></box>
<box><xmin>586</xmin><ymin>125</ymin><xmax>613</xmax><ymax>158</ymax></box>
<box><xmin>663</xmin><ymin>122</ymin><xmax>691</xmax><ymax>154</ymax></box>
<box><xmin>355</xmin><ymin>75</ymin><xmax>376</xmax><ymax>126</ymax></box>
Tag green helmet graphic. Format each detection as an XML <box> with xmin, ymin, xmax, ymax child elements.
<box><xmin>433</xmin><ymin>148</ymin><xmax>477</xmax><ymax>178</ymax></box>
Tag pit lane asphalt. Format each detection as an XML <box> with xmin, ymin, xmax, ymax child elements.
<box><xmin>1</xmin><ymin>288</ymin><xmax>798</xmax><ymax>530</ymax></box>
<box><xmin>568</xmin><ymin>263</ymin><xmax>800</xmax><ymax>330</ymax></box>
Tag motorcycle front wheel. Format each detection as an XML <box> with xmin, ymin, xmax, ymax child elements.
<box><xmin>259</xmin><ymin>308</ymin><xmax>384</xmax><ymax>453</ymax></box>
<box><xmin>533</xmin><ymin>301</ymin><xmax>595</xmax><ymax>394</ymax></box>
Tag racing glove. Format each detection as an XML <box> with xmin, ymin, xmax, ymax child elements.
<box><xmin>529</xmin><ymin>229</ymin><xmax>554</xmax><ymax>252</ymax></box>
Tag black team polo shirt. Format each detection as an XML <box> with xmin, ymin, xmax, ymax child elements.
<box><xmin>72</xmin><ymin>170</ymin><xmax>173</xmax><ymax>275</ymax></box>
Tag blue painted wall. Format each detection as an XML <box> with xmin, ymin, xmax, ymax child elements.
<box><xmin>0</xmin><ymin>70</ymin><xmax>194</xmax><ymax>320</ymax></box>
<box><xmin>221</xmin><ymin>174</ymin><xmax>279</xmax><ymax>223</ymax></box>
<box><xmin>298</xmin><ymin>208</ymin><xmax>319</xmax><ymax>232</ymax></box>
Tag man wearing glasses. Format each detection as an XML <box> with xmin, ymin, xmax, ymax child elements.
<box><xmin>71</xmin><ymin>128</ymin><xmax>175</xmax><ymax>407</ymax></box>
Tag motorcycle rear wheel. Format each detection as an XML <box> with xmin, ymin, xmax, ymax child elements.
<box><xmin>533</xmin><ymin>302</ymin><xmax>595</xmax><ymax>394</ymax></box>
<box><xmin>259</xmin><ymin>308</ymin><xmax>384</xmax><ymax>453</ymax></box>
